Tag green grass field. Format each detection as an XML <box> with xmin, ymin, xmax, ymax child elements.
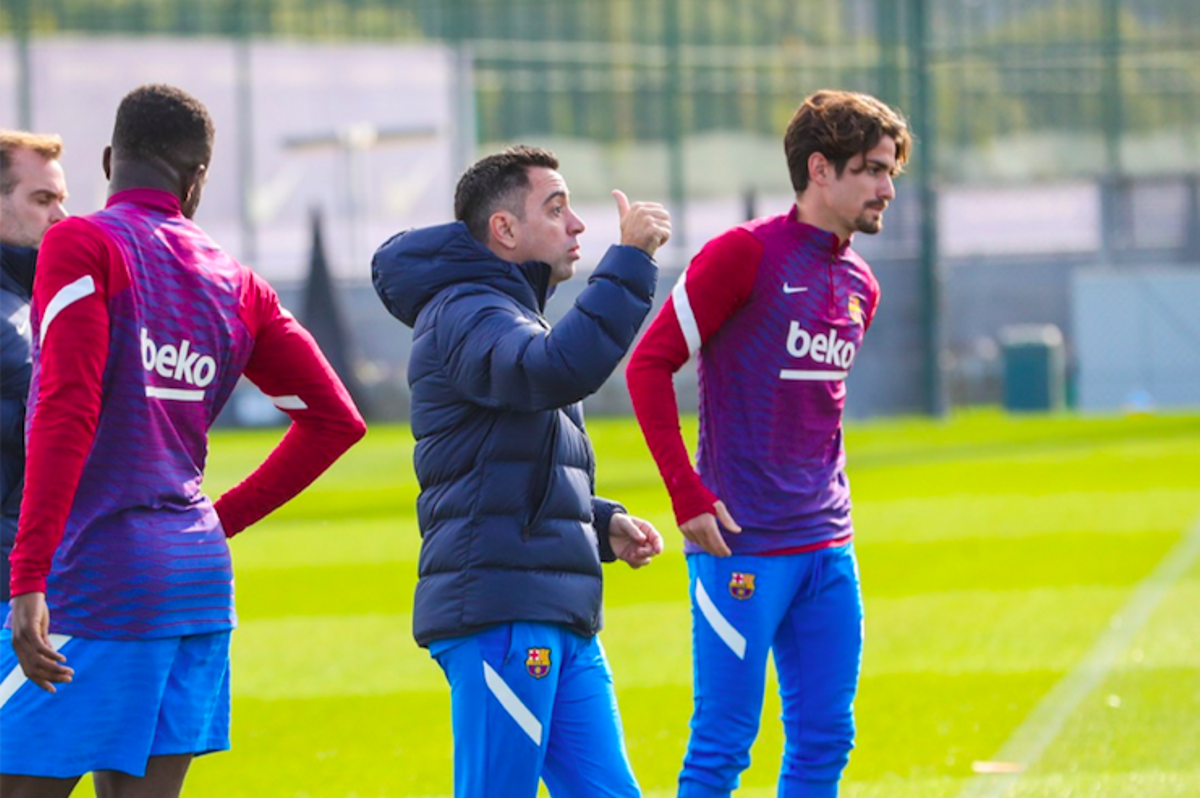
<box><xmin>72</xmin><ymin>410</ymin><xmax>1200</xmax><ymax>797</ymax></box>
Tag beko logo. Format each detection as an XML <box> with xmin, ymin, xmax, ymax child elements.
<box><xmin>785</xmin><ymin>322</ymin><xmax>856</xmax><ymax>369</ymax></box>
<box><xmin>141</xmin><ymin>328</ymin><xmax>216</xmax><ymax>398</ymax></box>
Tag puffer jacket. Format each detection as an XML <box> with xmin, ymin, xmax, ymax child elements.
<box><xmin>372</xmin><ymin>222</ymin><xmax>656</xmax><ymax>646</ymax></box>
<box><xmin>1</xmin><ymin>244</ymin><xmax>36</xmax><ymax>602</ymax></box>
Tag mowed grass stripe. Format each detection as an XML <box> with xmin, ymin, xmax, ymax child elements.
<box><xmin>956</xmin><ymin>514</ymin><xmax>1200</xmax><ymax>798</ymax></box>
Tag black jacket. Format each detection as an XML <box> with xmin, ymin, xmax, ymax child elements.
<box><xmin>1</xmin><ymin>244</ymin><xmax>36</xmax><ymax>602</ymax></box>
<box><xmin>372</xmin><ymin>222</ymin><xmax>656</xmax><ymax>646</ymax></box>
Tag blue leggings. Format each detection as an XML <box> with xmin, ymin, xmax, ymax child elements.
<box><xmin>681</xmin><ymin>544</ymin><xmax>863</xmax><ymax>798</ymax></box>
<box><xmin>431</xmin><ymin>622</ymin><xmax>640</xmax><ymax>798</ymax></box>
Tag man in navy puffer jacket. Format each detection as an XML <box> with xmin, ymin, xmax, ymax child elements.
<box><xmin>1</xmin><ymin>130</ymin><xmax>69</xmax><ymax>602</ymax></box>
<box><xmin>373</xmin><ymin>145</ymin><xmax>670</xmax><ymax>797</ymax></box>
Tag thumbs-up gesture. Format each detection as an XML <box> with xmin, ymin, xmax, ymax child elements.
<box><xmin>613</xmin><ymin>190</ymin><xmax>671</xmax><ymax>258</ymax></box>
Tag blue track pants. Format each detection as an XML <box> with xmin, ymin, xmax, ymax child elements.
<box><xmin>431</xmin><ymin>622</ymin><xmax>640</xmax><ymax>798</ymax></box>
<box><xmin>680</xmin><ymin>544</ymin><xmax>863</xmax><ymax>798</ymax></box>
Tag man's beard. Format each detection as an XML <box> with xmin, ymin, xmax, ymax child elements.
<box><xmin>855</xmin><ymin>204</ymin><xmax>886</xmax><ymax>235</ymax></box>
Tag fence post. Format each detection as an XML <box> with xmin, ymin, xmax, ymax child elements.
<box><xmin>908</xmin><ymin>0</ymin><xmax>946</xmax><ymax>417</ymax></box>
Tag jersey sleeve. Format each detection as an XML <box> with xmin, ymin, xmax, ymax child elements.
<box><xmin>10</xmin><ymin>219</ymin><xmax>126</xmax><ymax>597</ymax></box>
<box><xmin>625</xmin><ymin>227</ymin><xmax>763</xmax><ymax>526</ymax></box>
<box><xmin>212</xmin><ymin>272</ymin><xmax>367</xmax><ymax>537</ymax></box>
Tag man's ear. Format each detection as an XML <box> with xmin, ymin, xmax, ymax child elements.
<box><xmin>181</xmin><ymin>163</ymin><xmax>207</xmax><ymax>208</ymax></box>
<box><xmin>102</xmin><ymin>146</ymin><xmax>112</xmax><ymax>180</ymax></box>
<box><xmin>488</xmin><ymin>210</ymin><xmax>519</xmax><ymax>253</ymax></box>
<box><xmin>808</xmin><ymin>152</ymin><xmax>832</xmax><ymax>188</ymax></box>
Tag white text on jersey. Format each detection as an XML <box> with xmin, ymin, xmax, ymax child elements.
<box><xmin>141</xmin><ymin>327</ymin><xmax>217</xmax><ymax>391</ymax></box>
<box><xmin>785</xmin><ymin>322</ymin><xmax>856</xmax><ymax>370</ymax></box>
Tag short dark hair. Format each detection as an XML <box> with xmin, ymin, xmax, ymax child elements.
<box><xmin>785</xmin><ymin>90</ymin><xmax>911</xmax><ymax>194</ymax></box>
<box><xmin>454</xmin><ymin>145</ymin><xmax>559</xmax><ymax>243</ymax></box>
<box><xmin>112</xmin><ymin>84</ymin><xmax>214</xmax><ymax>175</ymax></box>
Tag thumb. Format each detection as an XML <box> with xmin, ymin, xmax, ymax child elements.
<box><xmin>714</xmin><ymin>501</ymin><xmax>742</xmax><ymax>533</ymax></box>
<box><xmin>612</xmin><ymin>189</ymin><xmax>631</xmax><ymax>219</ymax></box>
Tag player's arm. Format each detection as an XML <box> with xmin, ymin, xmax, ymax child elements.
<box><xmin>212</xmin><ymin>274</ymin><xmax>366</xmax><ymax>537</ymax></box>
<box><xmin>9</xmin><ymin>219</ymin><xmax>121</xmax><ymax>691</ymax></box>
<box><xmin>434</xmin><ymin>242</ymin><xmax>656</xmax><ymax>412</ymax></box>
<box><xmin>625</xmin><ymin>227</ymin><xmax>762</xmax><ymax>556</ymax></box>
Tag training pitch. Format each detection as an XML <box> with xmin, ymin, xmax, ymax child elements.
<box><xmin>66</xmin><ymin>410</ymin><xmax>1200</xmax><ymax>797</ymax></box>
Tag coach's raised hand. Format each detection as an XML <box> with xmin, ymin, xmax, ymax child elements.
<box><xmin>613</xmin><ymin>189</ymin><xmax>671</xmax><ymax>257</ymax></box>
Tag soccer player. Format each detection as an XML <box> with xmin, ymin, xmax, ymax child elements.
<box><xmin>372</xmin><ymin>145</ymin><xmax>669</xmax><ymax>797</ymax></box>
<box><xmin>1</xmin><ymin>84</ymin><xmax>366</xmax><ymax>796</ymax></box>
<box><xmin>1</xmin><ymin>130</ymin><xmax>69</xmax><ymax>605</ymax></box>
<box><xmin>626</xmin><ymin>90</ymin><xmax>911</xmax><ymax>798</ymax></box>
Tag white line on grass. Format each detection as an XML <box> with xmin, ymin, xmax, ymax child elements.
<box><xmin>956</xmin><ymin>514</ymin><xmax>1200</xmax><ymax>798</ymax></box>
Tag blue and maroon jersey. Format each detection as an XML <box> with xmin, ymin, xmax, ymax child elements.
<box><xmin>8</xmin><ymin>189</ymin><xmax>365</xmax><ymax>639</ymax></box>
<box><xmin>627</xmin><ymin>207</ymin><xmax>880</xmax><ymax>554</ymax></box>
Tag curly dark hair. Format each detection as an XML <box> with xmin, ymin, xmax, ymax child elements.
<box><xmin>112</xmin><ymin>84</ymin><xmax>214</xmax><ymax>173</ymax></box>
<box><xmin>454</xmin><ymin>145</ymin><xmax>560</xmax><ymax>243</ymax></box>
<box><xmin>785</xmin><ymin>90</ymin><xmax>911</xmax><ymax>194</ymax></box>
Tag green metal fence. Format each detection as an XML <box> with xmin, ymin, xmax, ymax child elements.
<box><xmin>7</xmin><ymin>0</ymin><xmax>1199</xmax><ymax>181</ymax></box>
<box><xmin>4</xmin><ymin>0</ymin><xmax>1198</xmax><ymax>415</ymax></box>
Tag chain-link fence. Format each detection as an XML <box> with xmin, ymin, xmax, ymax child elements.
<box><xmin>4</xmin><ymin>0</ymin><xmax>1198</xmax><ymax>416</ymax></box>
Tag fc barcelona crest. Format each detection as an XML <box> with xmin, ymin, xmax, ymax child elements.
<box><xmin>848</xmin><ymin>295</ymin><xmax>865</xmax><ymax>326</ymax></box>
<box><xmin>526</xmin><ymin>647</ymin><xmax>552</xmax><ymax>679</ymax></box>
<box><xmin>729</xmin><ymin>572</ymin><xmax>756</xmax><ymax>600</ymax></box>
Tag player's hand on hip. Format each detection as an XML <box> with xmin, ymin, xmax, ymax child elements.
<box><xmin>613</xmin><ymin>189</ymin><xmax>671</xmax><ymax>257</ymax></box>
<box><xmin>609</xmin><ymin>512</ymin><xmax>665</xmax><ymax>569</ymax></box>
<box><xmin>8</xmin><ymin>592</ymin><xmax>73</xmax><ymax>693</ymax></box>
<box><xmin>680</xmin><ymin>500</ymin><xmax>742</xmax><ymax>557</ymax></box>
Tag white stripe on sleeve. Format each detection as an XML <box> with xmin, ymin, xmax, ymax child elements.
<box><xmin>269</xmin><ymin>395</ymin><xmax>308</xmax><ymax>411</ymax></box>
<box><xmin>40</xmin><ymin>276</ymin><xmax>96</xmax><ymax>347</ymax></box>
<box><xmin>671</xmin><ymin>270</ymin><xmax>702</xmax><ymax>357</ymax></box>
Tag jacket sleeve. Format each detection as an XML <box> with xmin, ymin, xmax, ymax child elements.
<box><xmin>436</xmin><ymin>245</ymin><xmax>656</xmax><ymax>412</ymax></box>
<box><xmin>591</xmin><ymin>496</ymin><xmax>626</xmax><ymax>563</ymax></box>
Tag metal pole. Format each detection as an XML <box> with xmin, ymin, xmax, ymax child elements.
<box><xmin>445</xmin><ymin>0</ymin><xmax>476</xmax><ymax>178</ymax></box>
<box><xmin>664</xmin><ymin>0</ymin><xmax>688</xmax><ymax>253</ymax></box>
<box><xmin>14</xmin><ymin>0</ymin><xmax>33</xmax><ymax>129</ymax></box>
<box><xmin>909</xmin><ymin>0</ymin><xmax>946</xmax><ymax>417</ymax></box>
<box><xmin>875</xmin><ymin>0</ymin><xmax>901</xmax><ymax>107</ymax></box>
<box><xmin>235</xmin><ymin>6</ymin><xmax>258</xmax><ymax>266</ymax></box>
<box><xmin>1100</xmin><ymin>0</ymin><xmax>1123</xmax><ymax>262</ymax></box>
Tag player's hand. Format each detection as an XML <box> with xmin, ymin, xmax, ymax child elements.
<box><xmin>613</xmin><ymin>189</ymin><xmax>671</xmax><ymax>257</ymax></box>
<box><xmin>680</xmin><ymin>501</ymin><xmax>742</xmax><ymax>557</ymax></box>
<box><xmin>608</xmin><ymin>513</ymin><xmax>665</xmax><ymax>569</ymax></box>
<box><xmin>8</xmin><ymin>592</ymin><xmax>73</xmax><ymax>693</ymax></box>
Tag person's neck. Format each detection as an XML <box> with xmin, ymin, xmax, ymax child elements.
<box><xmin>793</xmin><ymin>196</ymin><xmax>849</xmax><ymax>245</ymax></box>
<box><xmin>108</xmin><ymin>162</ymin><xmax>181</xmax><ymax>204</ymax></box>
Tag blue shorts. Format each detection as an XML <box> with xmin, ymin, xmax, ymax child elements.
<box><xmin>431</xmin><ymin>622</ymin><xmax>640</xmax><ymax>798</ymax></box>
<box><xmin>0</xmin><ymin>629</ymin><xmax>231</xmax><ymax>778</ymax></box>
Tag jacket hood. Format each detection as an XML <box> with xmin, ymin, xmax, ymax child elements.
<box><xmin>0</xmin><ymin>243</ymin><xmax>37</xmax><ymax>298</ymax></box>
<box><xmin>372</xmin><ymin>221</ymin><xmax>552</xmax><ymax>328</ymax></box>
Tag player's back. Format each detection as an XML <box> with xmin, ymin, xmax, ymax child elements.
<box><xmin>31</xmin><ymin>189</ymin><xmax>256</xmax><ymax>639</ymax></box>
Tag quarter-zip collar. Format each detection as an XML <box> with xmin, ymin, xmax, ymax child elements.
<box><xmin>786</xmin><ymin>205</ymin><xmax>851</xmax><ymax>317</ymax></box>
